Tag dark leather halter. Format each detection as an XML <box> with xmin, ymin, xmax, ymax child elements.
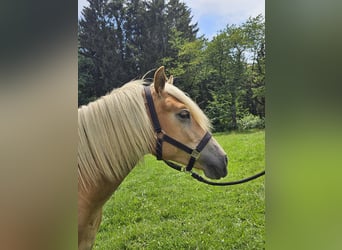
<box><xmin>144</xmin><ymin>85</ymin><xmax>212</xmax><ymax>172</ymax></box>
<box><xmin>143</xmin><ymin>85</ymin><xmax>265</xmax><ymax>186</ymax></box>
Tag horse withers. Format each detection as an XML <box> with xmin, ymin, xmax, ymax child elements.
<box><xmin>78</xmin><ymin>66</ymin><xmax>228</xmax><ymax>250</ymax></box>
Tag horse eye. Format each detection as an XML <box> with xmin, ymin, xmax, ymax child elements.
<box><xmin>178</xmin><ymin>110</ymin><xmax>190</xmax><ymax>120</ymax></box>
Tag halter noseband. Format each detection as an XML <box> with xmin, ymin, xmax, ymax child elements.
<box><xmin>144</xmin><ymin>85</ymin><xmax>212</xmax><ymax>172</ymax></box>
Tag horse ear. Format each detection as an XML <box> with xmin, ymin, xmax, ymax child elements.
<box><xmin>168</xmin><ymin>75</ymin><xmax>174</xmax><ymax>85</ymax></box>
<box><xmin>154</xmin><ymin>66</ymin><xmax>167</xmax><ymax>94</ymax></box>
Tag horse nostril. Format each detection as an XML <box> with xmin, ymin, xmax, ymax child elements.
<box><xmin>224</xmin><ymin>155</ymin><xmax>228</xmax><ymax>166</ymax></box>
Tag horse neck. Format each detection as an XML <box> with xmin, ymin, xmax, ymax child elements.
<box><xmin>78</xmin><ymin>83</ymin><xmax>155</xmax><ymax>202</ymax></box>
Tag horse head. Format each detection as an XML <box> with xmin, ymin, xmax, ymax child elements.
<box><xmin>146</xmin><ymin>66</ymin><xmax>228</xmax><ymax>179</ymax></box>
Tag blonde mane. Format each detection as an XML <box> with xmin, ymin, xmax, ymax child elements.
<box><xmin>78</xmin><ymin>80</ymin><xmax>211</xmax><ymax>190</ymax></box>
<box><xmin>78</xmin><ymin>80</ymin><xmax>154</xmax><ymax>190</ymax></box>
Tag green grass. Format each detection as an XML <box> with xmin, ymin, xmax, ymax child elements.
<box><xmin>94</xmin><ymin>130</ymin><xmax>265</xmax><ymax>249</ymax></box>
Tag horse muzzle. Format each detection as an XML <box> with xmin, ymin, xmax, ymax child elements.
<box><xmin>197</xmin><ymin>140</ymin><xmax>228</xmax><ymax>179</ymax></box>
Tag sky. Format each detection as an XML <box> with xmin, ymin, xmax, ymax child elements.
<box><xmin>78</xmin><ymin>0</ymin><xmax>264</xmax><ymax>40</ymax></box>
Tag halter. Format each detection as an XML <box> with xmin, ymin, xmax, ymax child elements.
<box><xmin>144</xmin><ymin>85</ymin><xmax>265</xmax><ymax>186</ymax></box>
<box><xmin>144</xmin><ymin>85</ymin><xmax>212</xmax><ymax>172</ymax></box>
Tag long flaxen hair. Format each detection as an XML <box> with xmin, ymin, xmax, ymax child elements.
<box><xmin>78</xmin><ymin>79</ymin><xmax>211</xmax><ymax>191</ymax></box>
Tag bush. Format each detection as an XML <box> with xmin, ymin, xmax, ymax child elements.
<box><xmin>237</xmin><ymin>114</ymin><xmax>265</xmax><ymax>131</ymax></box>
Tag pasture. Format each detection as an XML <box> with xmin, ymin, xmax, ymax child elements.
<box><xmin>93</xmin><ymin>130</ymin><xmax>265</xmax><ymax>249</ymax></box>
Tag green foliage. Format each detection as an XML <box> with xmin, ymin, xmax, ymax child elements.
<box><xmin>237</xmin><ymin>114</ymin><xmax>265</xmax><ymax>131</ymax></box>
<box><xmin>205</xmin><ymin>91</ymin><xmax>231</xmax><ymax>131</ymax></box>
<box><xmin>162</xmin><ymin>31</ymin><xmax>207</xmax><ymax>104</ymax></box>
<box><xmin>93</xmin><ymin>131</ymin><xmax>265</xmax><ymax>249</ymax></box>
<box><xmin>78</xmin><ymin>0</ymin><xmax>198</xmax><ymax>106</ymax></box>
<box><xmin>78</xmin><ymin>51</ymin><xmax>97</xmax><ymax>106</ymax></box>
<box><xmin>203</xmin><ymin>16</ymin><xmax>265</xmax><ymax>131</ymax></box>
<box><xmin>78</xmin><ymin>0</ymin><xmax>265</xmax><ymax>132</ymax></box>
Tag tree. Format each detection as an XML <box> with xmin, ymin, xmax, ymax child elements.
<box><xmin>243</xmin><ymin>15</ymin><xmax>265</xmax><ymax>118</ymax></box>
<box><xmin>166</xmin><ymin>0</ymin><xmax>198</xmax><ymax>43</ymax></box>
<box><xmin>78</xmin><ymin>0</ymin><xmax>199</xmax><ymax>106</ymax></box>
<box><xmin>123</xmin><ymin>0</ymin><xmax>146</xmax><ymax>75</ymax></box>
<box><xmin>203</xmin><ymin>16</ymin><xmax>265</xmax><ymax>131</ymax></box>
<box><xmin>162</xmin><ymin>28</ymin><xmax>207</xmax><ymax>102</ymax></box>
<box><xmin>138</xmin><ymin>0</ymin><xmax>168</xmax><ymax>72</ymax></box>
<box><xmin>78</xmin><ymin>0</ymin><xmax>126</xmax><ymax>102</ymax></box>
<box><xmin>78</xmin><ymin>50</ymin><xmax>97</xmax><ymax>106</ymax></box>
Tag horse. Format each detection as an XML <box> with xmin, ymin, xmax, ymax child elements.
<box><xmin>78</xmin><ymin>66</ymin><xmax>228</xmax><ymax>250</ymax></box>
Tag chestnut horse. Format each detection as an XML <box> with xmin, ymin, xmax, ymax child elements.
<box><xmin>78</xmin><ymin>66</ymin><xmax>228</xmax><ymax>249</ymax></box>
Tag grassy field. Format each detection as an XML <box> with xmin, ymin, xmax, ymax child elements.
<box><xmin>94</xmin><ymin>130</ymin><xmax>265</xmax><ymax>249</ymax></box>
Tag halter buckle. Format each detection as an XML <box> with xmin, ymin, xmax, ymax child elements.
<box><xmin>156</xmin><ymin>130</ymin><xmax>165</xmax><ymax>139</ymax></box>
<box><xmin>191</xmin><ymin>149</ymin><xmax>201</xmax><ymax>160</ymax></box>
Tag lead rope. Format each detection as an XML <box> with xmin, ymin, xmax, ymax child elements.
<box><xmin>164</xmin><ymin>160</ymin><xmax>265</xmax><ymax>186</ymax></box>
